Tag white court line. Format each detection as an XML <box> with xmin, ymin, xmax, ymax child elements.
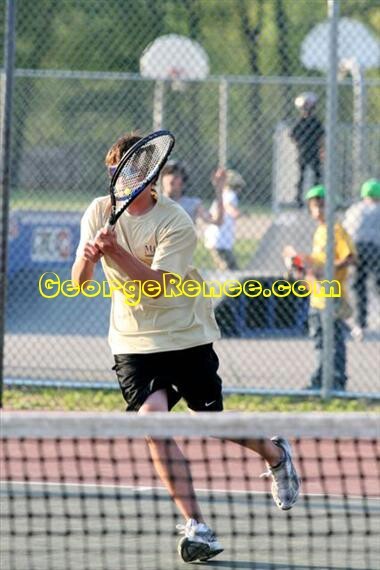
<box><xmin>1</xmin><ymin>480</ymin><xmax>379</xmax><ymax>502</ymax></box>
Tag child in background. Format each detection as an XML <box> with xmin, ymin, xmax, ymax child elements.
<box><xmin>283</xmin><ymin>185</ymin><xmax>355</xmax><ymax>391</ymax></box>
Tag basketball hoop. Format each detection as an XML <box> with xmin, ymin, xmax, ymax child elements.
<box><xmin>139</xmin><ymin>34</ymin><xmax>209</xmax><ymax>129</ymax></box>
<box><xmin>140</xmin><ymin>34</ymin><xmax>210</xmax><ymax>82</ymax></box>
<box><xmin>168</xmin><ymin>67</ymin><xmax>187</xmax><ymax>92</ymax></box>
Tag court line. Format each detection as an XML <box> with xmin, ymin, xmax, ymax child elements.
<box><xmin>1</xmin><ymin>479</ymin><xmax>379</xmax><ymax>503</ymax></box>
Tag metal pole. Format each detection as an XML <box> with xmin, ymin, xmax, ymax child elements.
<box><xmin>218</xmin><ymin>78</ymin><xmax>228</xmax><ymax>168</ymax></box>
<box><xmin>322</xmin><ymin>0</ymin><xmax>340</xmax><ymax>399</ymax></box>
<box><xmin>0</xmin><ymin>0</ymin><xmax>16</xmax><ymax>408</ymax></box>
<box><xmin>152</xmin><ymin>80</ymin><xmax>165</xmax><ymax>130</ymax></box>
<box><xmin>352</xmin><ymin>62</ymin><xmax>366</xmax><ymax>194</ymax></box>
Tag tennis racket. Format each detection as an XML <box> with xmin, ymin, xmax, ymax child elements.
<box><xmin>106</xmin><ymin>129</ymin><xmax>175</xmax><ymax>230</ymax></box>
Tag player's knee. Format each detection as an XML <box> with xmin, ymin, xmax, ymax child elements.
<box><xmin>138</xmin><ymin>389</ymin><xmax>168</xmax><ymax>414</ymax></box>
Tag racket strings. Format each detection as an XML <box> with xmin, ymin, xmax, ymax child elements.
<box><xmin>113</xmin><ymin>135</ymin><xmax>173</xmax><ymax>202</ymax></box>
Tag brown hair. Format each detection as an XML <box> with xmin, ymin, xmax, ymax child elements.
<box><xmin>105</xmin><ymin>132</ymin><xmax>142</xmax><ymax>166</ymax></box>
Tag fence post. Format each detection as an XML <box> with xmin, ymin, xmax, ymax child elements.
<box><xmin>0</xmin><ymin>0</ymin><xmax>17</xmax><ymax>408</ymax></box>
<box><xmin>322</xmin><ymin>0</ymin><xmax>340</xmax><ymax>399</ymax></box>
<box><xmin>218</xmin><ymin>77</ymin><xmax>228</xmax><ymax>168</ymax></box>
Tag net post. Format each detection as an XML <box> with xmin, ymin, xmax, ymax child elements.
<box><xmin>0</xmin><ymin>0</ymin><xmax>17</xmax><ymax>408</ymax></box>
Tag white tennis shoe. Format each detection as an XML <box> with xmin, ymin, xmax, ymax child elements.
<box><xmin>177</xmin><ymin>518</ymin><xmax>224</xmax><ymax>563</ymax></box>
<box><xmin>261</xmin><ymin>436</ymin><xmax>301</xmax><ymax>510</ymax></box>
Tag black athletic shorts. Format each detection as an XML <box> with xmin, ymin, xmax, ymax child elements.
<box><xmin>112</xmin><ymin>343</ymin><xmax>223</xmax><ymax>412</ymax></box>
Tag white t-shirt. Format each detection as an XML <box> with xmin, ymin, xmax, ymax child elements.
<box><xmin>204</xmin><ymin>188</ymin><xmax>238</xmax><ymax>250</ymax></box>
<box><xmin>343</xmin><ymin>201</ymin><xmax>380</xmax><ymax>246</ymax></box>
<box><xmin>76</xmin><ymin>193</ymin><xmax>220</xmax><ymax>354</ymax></box>
<box><xmin>177</xmin><ymin>196</ymin><xmax>202</xmax><ymax>223</ymax></box>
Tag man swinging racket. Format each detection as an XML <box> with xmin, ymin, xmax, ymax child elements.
<box><xmin>72</xmin><ymin>131</ymin><xmax>301</xmax><ymax>564</ymax></box>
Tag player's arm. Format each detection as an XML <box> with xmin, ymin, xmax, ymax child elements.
<box><xmin>224</xmin><ymin>201</ymin><xmax>240</xmax><ymax>219</ymax></box>
<box><xmin>197</xmin><ymin>202</ymin><xmax>223</xmax><ymax>226</ymax></box>
<box><xmin>283</xmin><ymin>245</ymin><xmax>323</xmax><ymax>279</ymax></box>
<box><xmin>335</xmin><ymin>254</ymin><xmax>355</xmax><ymax>269</ymax></box>
<box><xmin>71</xmin><ymin>199</ymin><xmax>104</xmax><ymax>288</ymax></box>
<box><xmin>318</xmin><ymin>134</ymin><xmax>325</xmax><ymax>161</ymax></box>
<box><xmin>94</xmin><ymin>229</ymin><xmax>167</xmax><ymax>286</ymax></box>
<box><xmin>316</xmin><ymin>120</ymin><xmax>325</xmax><ymax>160</ymax></box>
<box><xmin>71</xmin><ymin>243</ymin><xmax>102</xmax><ymax>286</ymax></box>
<box><xmin>334</xmin><ymin>225</ymin><xmax>356</xmax><ymax>269</ymax></box>
<box><xmin>197</xmin><ymin>168</ymin><xmax>226</xmax><ymax>226</ymax></box>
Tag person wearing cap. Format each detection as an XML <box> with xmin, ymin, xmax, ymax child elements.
<box><xmin>160</xmin><ymin>161</ymin><xmax>225</xmax><ymax>226</ymax></box>
<box><xmin>283</xmin><ymin>185</ymin><xmax>356</xmax><ymax>391</ymax></box>
<box><xmin>290</xmin><ymin>92</ymin><xmax>324</xmax><ymax>207</ymax></box>
<box><xmin>343</xmin><ymin>179</ymin><xmax>380</xmax><ymax>338</ymax></box>
<box><xmin>204</xmin><ymin>169</ymin><xmax>245</xmax><ymax>271</ymax></box>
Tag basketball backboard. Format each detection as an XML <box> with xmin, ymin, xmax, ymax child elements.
<box><xmin>140</xmin><ymin>34</ymin><xmax>210</xmax><ymax>82</ymax></box>
<box><xmin>301</xmin><ymin>17</ymin><xmax>379</xmax><ymax>71</ymax></box>
<box><xmin>140</xmin><ymin>34</ymin><xmax>209</xmax><ymax>129</ymax></box>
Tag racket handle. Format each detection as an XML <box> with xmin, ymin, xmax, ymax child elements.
<box><xmin>105</xmin><ymin>221</ymin><xmax>115</xmax><ymax>232</ymax></box>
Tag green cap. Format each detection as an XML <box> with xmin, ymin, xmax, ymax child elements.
<box><xmin>360</xmin><ymin>179</ymin><xmax>380</xmax><ymax>199</ymax></box>
<box><xmin>305</xmin><ymin>185</ymin><xmax>326</xmax><ymax>201</ymax></box>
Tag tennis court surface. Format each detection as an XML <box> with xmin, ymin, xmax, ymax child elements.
<box><xmin>1</xmin><ymin>412</ymin><xmax>379</xmax><ymax>570</ymax></box>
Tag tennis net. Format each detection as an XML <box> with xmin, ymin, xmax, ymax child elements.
<box><xmin>1</xmin><ymin>411</ymin><xmax>379</xmax><ymax>570</ymax></box>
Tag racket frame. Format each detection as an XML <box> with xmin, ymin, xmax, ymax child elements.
<box><xmin>107</xmin><ymin>129</ymin><xmax>175</xmax><ymax>230</ymax></box>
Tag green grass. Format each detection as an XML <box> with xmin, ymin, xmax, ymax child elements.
<box><xmin>194</xmin><ymin>238</ymin><xmax>257</xmax><ymax>271</ymax></box>
<box><xmin>4</xmin><ymin>388</ymin><xmax>379</xmax><ymax>413</ymax></box>
<box><xmin>10</xmin><ymin>191</ymin><xmax>272</xmax><ymax>217</ymax></box>
<box><xmin>11</xmin><ymin>192</ymin><xmax>91</xmax><ymax>212</ymax></box>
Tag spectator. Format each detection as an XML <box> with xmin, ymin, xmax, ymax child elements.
<box><xmin>290</xmin><ymin>92</ymin><xmax>324</xmax><ymax>208</ymax></box>
<box><xmin>204</xmin><ymin>169</ymin><xmax>245</xmax><ymax>271</ymax></box>
<box><xmin>160</xmin><ymin>160</ymin><xmax>224</xmax><ymax>226</ymax></box>
<box><xmin>284</xmin><ymin>185</ymin><xmax>356</xmax><ymax>391</ymax></box>
<box><xmin>343</xmin><ymin>178</ymin><xmax>380</xmax><ymax>338</ymax></box>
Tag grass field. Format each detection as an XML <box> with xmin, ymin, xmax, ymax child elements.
<box><xmin>4</xmin><ymin>388</ymin><xmax>379</xmax><ymax>412</ymax></box>
<box><xmin>10</xmin><ymin>191</ymin><xmax>272</xmax><ymax>216</ymax></box>
<box><xmin>11</xmin><ymin>193</ymin><xmax>93</xmax><ymax>212</ymax></box>
<box><xmin>194</xmin><ymin>238</ymin><xmax>257</xmax><ymax>270</ymax></box>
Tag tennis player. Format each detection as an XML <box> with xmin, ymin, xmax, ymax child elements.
<box><xmin>72</xmin><ymin>133</ymin><xmax>300</xmax><ymax>564</ymax></box>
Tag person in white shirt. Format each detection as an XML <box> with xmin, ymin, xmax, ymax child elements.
<box><xmin>160</xmin><ymin>160</ymin><xmax>225</xmax><ymax>226</ymax></box>
<box><xmin>204</xmin><ymin>169</ymin><xmax>245</xmax><ymax>270</ymax></box>
<box><xmin>343</xmin><ymin>178</ymin><xmax>380</xmax><ymax>336</ymax></box>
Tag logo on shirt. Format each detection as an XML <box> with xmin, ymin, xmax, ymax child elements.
<box><xmin>144</xmin><ymin>244</ymin><xmax>156</xmax><ymax>258</ymax></box>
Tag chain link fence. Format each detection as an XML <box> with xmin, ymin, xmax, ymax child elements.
<box><xmin>1</xmin><ymin>0</ymin><xmax>380</xmax><ymax>408</ymax></box>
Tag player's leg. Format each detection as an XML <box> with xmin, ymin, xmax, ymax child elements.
<box><xmin>174</xmin><ymin>345</ymin><xmax>226</xmax><ymax>562</ymax></box>
<box><xmin>139</xmin><ymin>389</ymin><xmax>205</xmax><ymax>525</ymax></box>
<box><xmin>238</xmin><ymin>436</ymin><xmax>301</xmax><ymax>510</ymax></box>
<box><xmin>307</xmin><ymin>308</ymin><xmax>323</xmax><ymax>389</ymax></box>
<box><xmin>373</xmin><ymin>244</ymin><xmax>380</xmax><ymax>297</ymax></box>
<box><xmin>210</xmin><ymin>248</ymin><xmax>229</xmax><ymax>271</ymax></box>
<box><xmin>333</xmin><ymin>318</ymin><xmax>348</xmax><ymax>391</ymax></box>
<box><xmin>353</xmin><ymin>243</ymin><xmax>369</xmax><ymax>329</ymax></box>
<box><xmin>223</xmin><ymin>248</ymin><xmax>239</xmax><ymax>270</ymax></box>
<box><xmin>296</xmin><ymin>156</ymin><xmax>306</xmax><ymax>205</ymax></box>
<box><xmin>313</xmin><ymin>154</ymin><xmax>322</xmax><ymax>184</ymax></box>
<box><xmin>113</xmin><ymin>353</ymin><xmax>205</xmax><ymax>528</ymax></box>
<box><xmin>182</xmin><ymin>345</ymin><xmax>300</xmax><ymax>512</ymax></box>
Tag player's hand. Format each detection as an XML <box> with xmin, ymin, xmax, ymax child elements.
<box><xmin>282</xmin><ymin>245</ymin><xmax>297</xmax><ymax>259</ymax></box>
<box><xmin>94</xmin><ymin>228</ymin><xmax>119</xmax><ymax>256</ymax></box>
<box><xmin>83</xmin><ymin>241</ymin><xmax>103</xmax><ymax>263</ymax></box>
<box><xmin>212</xmin><ymin>168</ymin><xmax>226</xmax><ymax>194</ymax></box>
